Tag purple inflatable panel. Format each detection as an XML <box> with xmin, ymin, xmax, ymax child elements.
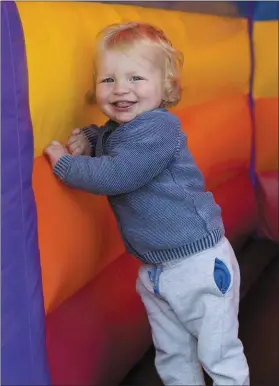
<box><xmin>1</xmin><ymin>2</ymin><xmax>51</xmax><ymax>384</ymax></box>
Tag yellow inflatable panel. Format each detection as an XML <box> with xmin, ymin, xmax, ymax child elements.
<box><xmin>253</xmin><ymin>21</ymin><xmax>279</xmax><ymax>98</ymax></box>
<box><xmin>16</xmin><ymin>1</ymin><xmax>250</xmax><ymax>156</ymax></box>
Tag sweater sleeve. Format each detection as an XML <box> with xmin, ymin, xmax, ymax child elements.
<box><xmin>53</xmin><ymin>112</ymin><xmax>180</xmax><ymax>196</ymax></box>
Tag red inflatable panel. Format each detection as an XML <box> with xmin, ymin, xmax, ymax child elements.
<box><xmin>46</xmin><ymin>253</ymin><xmax>151</xmax><ymax>386</ymax></box>
<box><xmin>257</xmin><ymin>172</ymin><xmax>279</xmax><ymax>242</ymax></box>
<box><xmin>213</xmin><ymin>171</ymin><xmax>258</xmax><ymax>249</ymax></box>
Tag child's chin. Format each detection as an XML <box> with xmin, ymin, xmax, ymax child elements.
<box><xmin>114</xmin><ymin>112</ymin><xmax>137</xmax><ymax>124</ymax></box>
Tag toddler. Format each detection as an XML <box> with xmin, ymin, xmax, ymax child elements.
<box><xmin>45</xmin><ymin>22</ymin><xmax>249</xmax><ymax>385</ymax></box>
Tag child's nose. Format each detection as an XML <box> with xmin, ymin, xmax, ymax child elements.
<box><xmin>113</xmin><ymin>80</ymin><xmax>130</xmax><ymax>95</ymax></box>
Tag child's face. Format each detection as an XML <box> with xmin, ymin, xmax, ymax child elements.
<box><xmin>95</xmin><ymin>46</ymin><xmax>164</xmax><ymax>124</ymax></box>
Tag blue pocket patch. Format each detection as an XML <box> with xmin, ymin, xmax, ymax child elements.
<box><xmin>214</xmin><ymin>258</ymin><xmax>231</xmax><ymax>294</ymax></box>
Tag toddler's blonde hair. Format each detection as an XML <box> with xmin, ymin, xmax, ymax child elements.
<box><xmin>92</xmin><ymin>22</ymin><xmax>184</xmax><ymax>107</ymax></box>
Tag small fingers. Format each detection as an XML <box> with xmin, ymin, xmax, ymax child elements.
<box><xmin>44</xmin><ymin>142</ymin><xmax>56</xmax><ymax>154</ymax></box>
<box><xmin>72</xmin><ymin>128</ymin><xmax>81</xmax><ymax>135</ymax></box>
<box><xmin>44</xmin><ymin>140</ymin><xmax>67</xmax><ymax>155</ymax></box>
<box><xmin>67</xmin><ymin>135</ymin><xmax>79</xmax><ymax>147</ymax></box>
<box><xmin>71</xmin><ymin>147</ymin><xmax>83</xmax><ymax>156</ymax></box>
<box><xmin>68</xmin><ymin>141</ymin><xmax>83</xmax><ymax>155</ymax></box>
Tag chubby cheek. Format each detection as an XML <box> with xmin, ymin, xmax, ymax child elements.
<box><xmin>137</xmin><ymin>84</ymin><xmax>162</xmax><ymax>105</ymax></box>
<box><xmin>96</xmin><ymin>86</ymin><xmax>110</xmax><ymax>106</ymax></box>
<box><xmin>142</xmin><ymin>91</ymin><xmax>162</xmax><ymax>108</ymax></box>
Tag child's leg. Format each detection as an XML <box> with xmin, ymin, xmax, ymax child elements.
<box><xmin>163</xmin><ymin>238</ymin><xmax>250</xmax><ymax>386</ymax></box>
<box><xmin>137</xmin><ymin>265</ymin><xmax>205</xmax><ymax>385</ymax></box>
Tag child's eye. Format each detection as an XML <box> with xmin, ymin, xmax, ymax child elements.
<box><xmin>130</xmin><ymin>76</ymin><xmax>143</xmax><ymax>82</ymax></box>
<box><xmin>100</xmin><ymin>78</ymin><xmax>114</xmax><ymax>83</ymax></box>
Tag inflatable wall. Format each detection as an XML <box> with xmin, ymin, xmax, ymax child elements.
<box><xmin>1</xmin><ymin>1</ymin><xmax>278</xmax><ymax>385</ymax></box>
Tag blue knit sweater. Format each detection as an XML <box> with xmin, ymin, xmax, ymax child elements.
<box><xmin>54</xmin><ymin>108</ymin><xmax>224</xmax><ymax>264</ymax></box>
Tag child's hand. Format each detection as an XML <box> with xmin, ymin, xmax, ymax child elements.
<box><xmin>67</xmin><ymin>128</ymin><xmax>91</xmax><ymax>156</ymax></box>
<box><xmin>44</xmin><ymin>141</ymin><xmax>68</xmax><ymax>168</ymax></box>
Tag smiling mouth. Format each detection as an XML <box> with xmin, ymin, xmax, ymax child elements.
<box><xmin>112</xmin><ymin>101</ymin><xmax>137</xmax><ymax>108</ymax></box>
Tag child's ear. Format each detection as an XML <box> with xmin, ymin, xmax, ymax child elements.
<box><xmin>85</xmin><ymin>89</ymin><xmax>96</xmax><ymax>105</ymax></box>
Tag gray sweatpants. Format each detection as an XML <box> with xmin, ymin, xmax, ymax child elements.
<box><xmin>136</xmin><ymin>237</ymin><xmax>250</xmax><ymax>385</ymax></box>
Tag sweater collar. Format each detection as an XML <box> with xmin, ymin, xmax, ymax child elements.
<box><xmin>104</xmin><ymin>108</ymin><xmax>167</xmax><ymax>133</ymax></box>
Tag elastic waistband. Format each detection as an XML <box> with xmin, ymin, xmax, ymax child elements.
<box><xmin>139</xmin><ymin>227</ymin><xmax>225</xmax><ymax>265</ymax></box>
<box><xmin>160</xmin><ymin>236</ymin><xmax>229</xmax><ymax>269</ymax></box>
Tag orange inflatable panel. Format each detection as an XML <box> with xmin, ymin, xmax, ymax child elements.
<box><xmin>33</xmin><ymin>157</ymin><xmax>125</xmax><ymax>314</ymax></box>
<box><xmin>174</xmin><ymin>94</ymin><xmax>252</xmax><ymax>190</ymax></box>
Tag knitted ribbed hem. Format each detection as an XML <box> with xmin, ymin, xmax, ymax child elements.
<box><xmin>82</xmin><ymin>125</ymin><xmax>98</xmax><ymax>148</ymax></box>
<box><xmin>53</xmin><ymin>154</ymin><xmax>73</xmax><ymax>181</ymax></box>
<box><xmin>137</xmin><ymin>227</ymin><xmax>225</xmax><ymax>264</ymax></box>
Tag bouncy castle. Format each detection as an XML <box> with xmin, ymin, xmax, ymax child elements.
<box><xmin>1</xmin><ymin>1</ymin><xmax>278</xmax><ymax>385</ymax></box>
